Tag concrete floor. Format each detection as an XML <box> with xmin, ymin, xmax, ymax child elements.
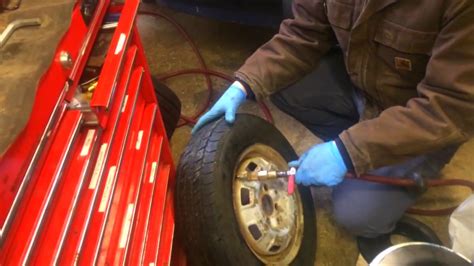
<box><xmin>138</xmin><ymin>6</ymin><xmax>474</xmax><ymax>265</ymax></box>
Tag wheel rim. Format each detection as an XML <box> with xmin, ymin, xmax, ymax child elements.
<box><xmin>233</xmin><ymin>144</ymin><xmax>304</xmax><ymax>264</ymax></box>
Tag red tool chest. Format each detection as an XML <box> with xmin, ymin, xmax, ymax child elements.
<box><xmin>0</xmin><ymin>0</ymin><xmax>177</xmax><ymax>264</ymax></box>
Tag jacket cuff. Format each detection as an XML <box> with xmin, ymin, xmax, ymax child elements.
<box><xmin>235</xmin><ymin>77</ymin><xmax>255</xmax><ymax>100</ymax></box>
<box><xmin>335</xmin><ymin>137</ymin><xmax>354</xmax><ymax>171</ymax></box>
<box><xmin>338</xmin><ymin>130</ymin><xmax>372</xmax><ymax>175</ymax></box>
<box><xmin>234</xmin><ymin>71</ymin><xmax>266</xmax><ymax>101</ymax></box>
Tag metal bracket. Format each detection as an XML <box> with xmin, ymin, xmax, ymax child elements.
<box><xmin>1</xmin><ymin>0</ymin><xmax>22</xmax><ymax>11</ymax></box>
<box><xmin>0</xmin><ymin>18</ymin><xmax>41</xmax><ymax>48</ymax></box>
<box><xmin>81</xmin><ymin>0</ymin><xmax>98</xmax><ymax>25</ymax></box>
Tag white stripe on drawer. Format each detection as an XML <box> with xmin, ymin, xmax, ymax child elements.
<box><xmin>89</xmin><ymin>143</ymin><xmax>108</xmax><ymax>189</ymax></box>
<box><xmin>98</xmin><ymin>166</ymin><xmax>116</xmax><ymax>212</ymax></box>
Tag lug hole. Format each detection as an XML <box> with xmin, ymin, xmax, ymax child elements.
<box><xmin>240</xmin><ymin>188</ymin><xmax>250</xmax><ymax>206</ymax></box>
<box><xmin>269</xmin><ymin>245</ymin><xmax>281</xmax><ymax>252</ymax></box>
<box><xmin>247</xmin><ymin>162</ymin><xmax>258</xmax><ymax>172</ymax></box>
<box><xmin>248</xmin><ymin>224</ymin><xmax>262</xmax><ymax>240</ymax></box>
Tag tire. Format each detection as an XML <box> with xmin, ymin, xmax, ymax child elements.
<box><xmin>357</xmin><ymin>216</ymin><xmax>442</xmax><ymax>263</ymax></box>
<box><xmin>151</xmin><ymin>77</ymin><xmax>181</xmax><ymax>139</ymax></box>
<box><xmin>176</xmin><ymin>114</ymin><xmax>316</xmax><ymax>265</ymax></box>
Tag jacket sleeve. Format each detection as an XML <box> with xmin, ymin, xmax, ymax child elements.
<box><xmin>235</xmin><ymin>0</ymin><xmax>336</xmax><ymax>100</ymax></box>
<box><xmin>339</xmin><ymin>3</ymin><xmax>474</xmax><ymax>175</ymax></box>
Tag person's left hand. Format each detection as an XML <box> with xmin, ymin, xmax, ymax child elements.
<box><xmin>288</xmin><ymin>141</ymin><xmax>347</xmax><ymax>187</ymax></box>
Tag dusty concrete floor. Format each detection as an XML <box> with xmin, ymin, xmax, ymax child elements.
<box><xmin>138</xmin><ymin>6</ymin><xmax>474</xmax><ymax>265</ymax></box>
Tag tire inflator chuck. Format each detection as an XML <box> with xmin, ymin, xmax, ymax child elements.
<box><xmin>238</xmin><ymin>167</ymin><xmax>297</xmax><ymax>195</ymax></box>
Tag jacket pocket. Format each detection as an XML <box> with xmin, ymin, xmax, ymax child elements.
<box><xmin>326</xmin><ymin>0</ymin><xmax>353</xmax><ymax>30</ymax></box>
<box><xmin>374</xmin><ymin>20</ymin><xmax>437</xmax><ymax>75</ymax></box>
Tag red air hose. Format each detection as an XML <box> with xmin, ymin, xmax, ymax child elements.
<box><xmin>138</xmin><ymin>9</ymin><xmax>472</xmax><ymax>216</ymax></box>
<box><xmin>139</xmin><ymin>10</ymin><xmax>213</xmax><ymax>127</ymax></box>
<box><xmin>139</xmin><ymin>10</ymin><xmax>274</xmax><ymax>126</ymax></box>
<box><xmin>157</xmin><ymin>68</ymin><xmax>274</xmax><ymax>123</ymax></box>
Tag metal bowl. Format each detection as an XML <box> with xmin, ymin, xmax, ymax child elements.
<box><xmin>370</xmin><ymin>242</ymin><xmax>472</xmax><ymax>266</ymax></box>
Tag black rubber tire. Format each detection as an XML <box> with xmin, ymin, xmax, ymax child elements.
<box><xmin>151</xmin><ymin>77</ymin><xmax>181</xmax><ymax>139</ymax></box>
<box><xmin>357</xmin><ymin>216</ymin><xmax>442</xmax><ymax>263</ymax></box>
<box><xmin>175</xmin><ymin>114</ymin><xmax>316</xmax><ymax>265</ymax></box>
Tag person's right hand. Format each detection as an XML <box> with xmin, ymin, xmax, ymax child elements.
<box><xmin>191</xmin><ymin>81</ymin><xmax>247</xmax><ymax>134</ymax></box>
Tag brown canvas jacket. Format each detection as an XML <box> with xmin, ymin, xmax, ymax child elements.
<box><xmin>235</xmin><ymin>0</ymin><xmax>474</xmax><ymax>175</ymax></box>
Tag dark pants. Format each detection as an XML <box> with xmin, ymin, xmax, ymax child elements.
<box><xmin>271</xmin><ymin>49</ymin><xmax>457</xmax><ymax>237</ymax></box>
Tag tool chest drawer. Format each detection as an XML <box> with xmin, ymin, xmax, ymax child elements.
<box><xmin>0</xmin><ymin>0</ymin><xmax>177</xmax><ymax>264</ymax></box>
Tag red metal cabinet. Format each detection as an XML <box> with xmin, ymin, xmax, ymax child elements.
<box><xmin>0</xmin><ymin>0</ymin><xmax>177</xmax><ymax>264</ymax></box>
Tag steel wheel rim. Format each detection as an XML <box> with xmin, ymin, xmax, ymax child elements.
<box><xmin>233</xmin><ymin>144</ymin><xmax>304</xmax><ymax>264</ymax></box>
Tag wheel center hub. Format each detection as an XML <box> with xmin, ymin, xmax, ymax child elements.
<box><xmin>261</xmin><ymin>194</ymin><xmax>274</xmax><ymax>216</ymax></box>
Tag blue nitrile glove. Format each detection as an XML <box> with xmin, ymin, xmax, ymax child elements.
<box><xmin>192</xmin><ymin>81</ymin><xmax>247</xmax><ymax>134</ymax></box>
<box><xmin>288</xmin><ymin>141</ymin><xmax>347</xmax><ymax>187</ymax></box>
